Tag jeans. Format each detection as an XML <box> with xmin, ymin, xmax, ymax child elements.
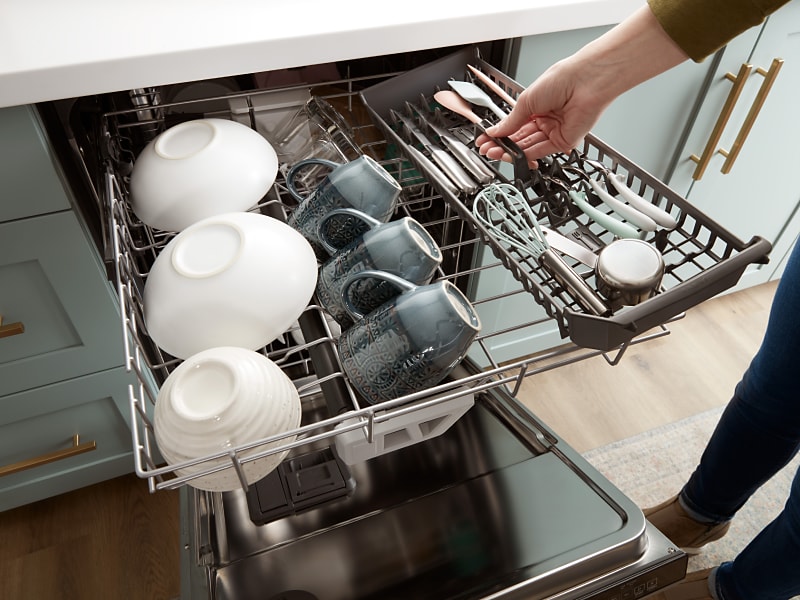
<box><xmin>680</xmin><ymin>238</ymin><xmax>800</xmax><ymax>600</ymax></box>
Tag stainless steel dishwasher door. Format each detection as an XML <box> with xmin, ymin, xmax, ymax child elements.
<box><xmin>186</xmin><ymin>392</ymin><xmax>686</xmax><ymax>600</ymax></box>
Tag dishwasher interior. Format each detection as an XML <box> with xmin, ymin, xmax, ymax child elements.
<box><xmin>45</xmin><ymin>44</ymin><xmax>774</xmax><ymax>599</ymax></box>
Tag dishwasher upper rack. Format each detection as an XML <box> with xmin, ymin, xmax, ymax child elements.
<box><xmin>360</xmin><ymin>47</ymin><xmax>773</xmax><ymax>351</ymax></box>
<box><xmin>103</xmin><ymin>72</ymin><xmax>681</xmax><ymax>494</ymax></box>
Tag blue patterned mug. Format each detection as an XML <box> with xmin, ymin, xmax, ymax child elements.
<box><xmin>286</xmin><ymin>155</ymin><xmax>402</xmax><ymax>258</ymax></box>
<box><xmin>337</xmin><ymin>271</ymin><xmax>481</xmax><ymax>405</ymax></box>
<box><xmin>316</xmin><ymin>208</ymin><xmax>443</xmax><ymax>329</ymax></box>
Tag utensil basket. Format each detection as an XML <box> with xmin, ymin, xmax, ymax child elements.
<box><xmin>360</xmin><ymin>46</ymin><xmax>772</xmax><ymax>351</ymax></box>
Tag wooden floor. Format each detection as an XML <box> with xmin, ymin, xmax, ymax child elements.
<box><xmin>0</xmin><ymin>281</ymin><xmax>778</xmax><ymax>600</ymax></box>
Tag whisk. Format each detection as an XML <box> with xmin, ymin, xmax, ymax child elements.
<box><xmin>473</xmin><ymin>183</ymin><xmax>609</xmax><ymax>316</ymax></box>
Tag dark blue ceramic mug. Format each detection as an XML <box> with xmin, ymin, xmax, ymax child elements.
<box><xmin>337</xmin><ymin>271</ymin><xmax>481</xmax><ymax>405</ymax></box>
<box><xmin>286</xmin><ymin>155</ymin><xmax>402</xmax><ymax>258</ymax></box>
<box><xmin>316</xmin><ymin>208</ymin><xmax>443</xmax><ymax>329</ymax></box>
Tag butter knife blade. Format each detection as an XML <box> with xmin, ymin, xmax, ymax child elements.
<box><xmin>540</xmin><ymin>226</ymin><xmax>598</xmax><ymax>268</ymax></box>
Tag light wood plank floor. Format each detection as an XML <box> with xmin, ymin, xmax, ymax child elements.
<box><xmin>0</xmin><ymin>281</ymin><xmax>778</xmax><ymax>599</ymax></box>
<box><xmin>517</xmin><ymin>280</ymin><xmax>778</xmax><ymax>452</ymax></box>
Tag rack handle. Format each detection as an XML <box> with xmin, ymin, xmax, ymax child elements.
<box><xmin>0</xmin><ymin>434</ymin><xmax>97</xmax><ymax>477</ymax></box>
<box><xmin>0</xmin><ymin>314</ymin><xmax>25</xmax><ymax>339</ymax></box>
<box><xmin>719</xmin><ymin>58</ymin><xmax>784</xmax><ymax>174</ymax></box>
<box><xmin>690</xmin><ymin>63</ymin><xmax>752</xmax><ymax>181</ymax></box>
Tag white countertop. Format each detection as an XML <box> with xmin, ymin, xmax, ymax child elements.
<box><xmin>0</xmin><ymin>0</ymin><xmax>641</xmax><ymax>108</ymax></box>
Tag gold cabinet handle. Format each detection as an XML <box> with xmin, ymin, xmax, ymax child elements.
<box><xmin>690</xmin><ymin>63</ymin><xmax>752</xmax><ymax>180</ymax></box>
<box><xmin>0</xmin><ymin>314</ymin><xmax>25</xmax><ymax>339</ymax></box>
<box><xmin>0</xmin><ymin>434</ymin><xmax>97</xmax><ymax>477</ymax></box>
<box><xmin>719</xmin><ymin>58</ymin><xmax>784</xmax><ymax>174</ymax></box>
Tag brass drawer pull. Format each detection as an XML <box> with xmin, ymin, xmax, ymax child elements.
<box><xmin>0</xmin><ymin>314</ymin><xmax>25</xmax><ymax>339</ymax></box>
<box><xmin>0</xmin><ymin>434</ymin><xmax>97</xmax><ymax>477</ymax></box>
<box><xmin>690</xmin><ymin>63</ymin><xmax>752</xmax><ymax>181</ymax></box>
<box><xmin>719</xmin><ymin>58</ymin><xmax>784</xmax><ymax>174</ymax></box>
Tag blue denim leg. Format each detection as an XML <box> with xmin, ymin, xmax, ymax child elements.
<box><xmin>681</xmin><ymin>239</ymin><xmax>800</xmax><ymax>599</ymax></box>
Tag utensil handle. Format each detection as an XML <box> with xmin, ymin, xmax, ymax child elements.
<box><xmin>539</xmin><ymin>249</ymin><xmax>609</xmax><ymax>316</ymax></box>
<box><xmin>468</xmin><ymin>65</ymin><xmax>517</xmax><ymax>108</ymax></box>
<box><xmin>606</xmin><ymin>174</ymin><xmax>677</xmax><ymax>230</ymax></box>
<box><xmin>439</xmin><ymin>134</ymin><xmax>495</xmax><ymax>183</ymax></box>
<box><xmin>587</xmin><ymin>178</ymin><xmax>658</xmax><ymax>232</ymax></box>
<box><xmin>405</xmin><ymin>145</ymin><xmax>460</xmax><ymax>196</ymax></box>
<box><xmin>569</xmin><ymin>190</ymin><xmax>640</xmax><ymax>239</ymax></box>
<box><xmin>428</xmin><ymin>146</ymin><xmax>479</xmax><ymax>194</ymax></box>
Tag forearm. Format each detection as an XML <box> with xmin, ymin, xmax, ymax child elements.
<box><xmin>562</xmin><ymin>5</ymin><xmax>689</xmax><ymax>109</ymax></box>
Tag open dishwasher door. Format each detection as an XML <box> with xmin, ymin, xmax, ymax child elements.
<box><xmin>183</xmin><ymin>371</ymin><xmax>687</xmax><ymax>600</ymax></box>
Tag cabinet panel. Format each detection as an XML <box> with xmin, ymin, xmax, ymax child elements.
<box><xmin>0</xmin><ymin>211</ymin><xmax>124</xmax><ymax>396</ymax></box>
<box><xmin>0</xmin><ymin>105</ymin><xmax>71</xmax><ymax>223</ymax></box>
<box><xmin>670</xmin><ymin>3</ymin><xmax>800</xmax><ymax>287</ymax></box>
<box><xmin>0</xmin><ymin>367</ymin><xmax>136</xmax><ymax>511</ymax></box>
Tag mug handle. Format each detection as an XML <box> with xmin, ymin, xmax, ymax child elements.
<box><xmin>341</xmin><ymin>269</ymin><xmax>416</xmax><ymax>321</ymax></box>
<box><xmin>285</xmin><ymin>157</ymin><xmax>341</xmax><ymax>201</ymax></box>
<box><xmin>316</xmin><ymin>208</ymin><xmax>382</xmax><ymax>256</ymax></box>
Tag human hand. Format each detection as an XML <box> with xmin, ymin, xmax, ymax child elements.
<box><xmin>475</xmin><ymin>60</ymin><xmax>608</xmax><ymax>168</ymax></box>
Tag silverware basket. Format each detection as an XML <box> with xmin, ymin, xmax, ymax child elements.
<box><xmin>360</xmin><ymin>47</ymin><xmax>772</xmax><ymax>351</ymax></box>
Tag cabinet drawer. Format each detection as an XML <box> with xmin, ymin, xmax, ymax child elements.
<box><xmin>0</xmin><ymin>105</ymin><xmax>71</xmax><ymax>223</ymax></box>
<box><xmin>0</xmin><ymin>211</ymin><xmax>124</xmax><ymax>396</ymax></box>
<box><xmin>0</xmin><ymin>367</ymin><xmax>135</xmax><ymax>511</ymax></box>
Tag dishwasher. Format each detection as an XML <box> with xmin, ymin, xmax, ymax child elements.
<box><xmin>43</xmin><ymin>44</ymin><xmax>771</xmax><ymax>600</ymax></box>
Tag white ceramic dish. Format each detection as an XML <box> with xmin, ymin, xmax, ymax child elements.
<box><xmin>153</xmin><ymin>346</ymin><xmax>302</xmax><ymax>492</ymax></box>
<box><xmin>143</xmin><ymin>211</ymin><xmax>318</xmax><ymax>359</ymax></box>
<box><xmin>130</xmin><ymin>118</ymin><xmax>278</xmax><ymax>232</ymax></box>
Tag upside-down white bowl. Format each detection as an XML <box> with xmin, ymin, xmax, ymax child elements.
<box><xmin>130</xmin><ymin>118</ymin><xmax>278</xmax><ymax>232</ymax></box>
<box><xmin>153</xmin><ymin>346</ymin><xmax>302</xmax><ymax>492</ymax></box>
<box><xmin>143</xmin><ymin>211</ymin><xmax>318</xmax><ymax>359</ymax></box>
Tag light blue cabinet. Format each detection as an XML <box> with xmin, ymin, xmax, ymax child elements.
<box><xmin>668</xmin><ymin>2</ymin><xmax>800</xmax><ymax>289</ymax></box>
<box><xmin>0</xmin><ymin>105</ymin><xmax>137</xmax><ymax>511</ymax></box>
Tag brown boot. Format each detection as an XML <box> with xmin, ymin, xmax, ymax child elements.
<box><xmin>644</xmin><ymin>495</ymin><xmax>731</xmax><ymax>554</ymax></box>
<box><xmin>648</xmin><ymin>568</ymin><xmax>715</xmax><ymax>599</ymax></box>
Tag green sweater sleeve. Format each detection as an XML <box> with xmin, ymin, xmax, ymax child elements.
<box><xmin>648</xmin><ymin>0</ymin><xmax>792</xmax><ymax>61</ymax></box>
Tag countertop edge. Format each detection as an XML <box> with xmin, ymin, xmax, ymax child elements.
<box><xmin>0</xmin><ymin>0</ymin><xmax>642</xmax><ymax>107</ymax></box>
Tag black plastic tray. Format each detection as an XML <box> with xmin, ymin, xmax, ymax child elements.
<box><xmin>360</xmin><ymin>47</ymin><xmax>772</xmax><ymax>351</ymax></box>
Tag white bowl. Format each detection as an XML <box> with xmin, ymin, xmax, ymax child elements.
<box><xmin>130</xmin><ymin>118</ymin><xmax>278</xmax><ymax>232</ymax></box>
<box><xmin>153</xmin><ymin>347</ymin><xmax>302</xmax><ymax>491</ymax></box>
<box><xmin>143</xmin><ymin>211</ymin><xmax>318</xmax><ymax>359</ymax></box>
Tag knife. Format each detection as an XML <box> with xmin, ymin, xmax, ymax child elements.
<box><xmin>540</xmin><ymin>226</ymin><xmax>598</xmax><ymax>268</ymax></box>
<box><xmin>391</xmin><ymin>110</ymin><xmax>479</xmax><ymax>195</ymax></box>
<box><xmin>411</xmin><ymin>106</ymin><xmax>495</xmax><ymax>185</ymax></box>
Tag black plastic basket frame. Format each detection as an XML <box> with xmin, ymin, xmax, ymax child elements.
<box><xmin>360</xmin><ymin>46</ymin><xmax>772</xmax><ymax>352</ymax></box>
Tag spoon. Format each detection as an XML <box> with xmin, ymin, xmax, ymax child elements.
<box><xmin>448</xmin><ymin>79</ymin><xmax>507</xmax><ymax>119</ymax></box>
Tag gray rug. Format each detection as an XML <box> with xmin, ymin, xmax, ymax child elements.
<box><xmin>583</xmin><ymin>407</ymin><xmax>800</xmax><ymax>575</ymax></box>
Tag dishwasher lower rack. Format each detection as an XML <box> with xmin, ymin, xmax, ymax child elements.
<box><xmin>361</xmin><ymin>47</ymin><xmax>773</xmax><ymax>351</ymax></box>
<box><xmin>104</xmin><ymin>67</ymin><xmax>689</xmax><ymax>497</ymax></box>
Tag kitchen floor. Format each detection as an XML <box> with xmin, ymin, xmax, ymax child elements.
<box><xmin>0</xmin><ymin>280</ymin><xmax>777</xmax><ymax>600</ymax></box>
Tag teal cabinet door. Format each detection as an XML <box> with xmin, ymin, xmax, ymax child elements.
<box><xmin>0</xmin><ymin>211</ymin><xmax>125</xmax><ymax>397</ymax></box>
<box><xmin>0</xmin><ymin>105</ymin><xmax>71</xmax><ymax>222</ymax></box>
<box><xmin>0</xmin><ymin>367</ymin><xmax>136</xmax><ymax>511</ymax></box>
<box><xmin>669</xmin><ymin>2</ymin><xmax>800</xmax><ymax>288</ymax></box>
